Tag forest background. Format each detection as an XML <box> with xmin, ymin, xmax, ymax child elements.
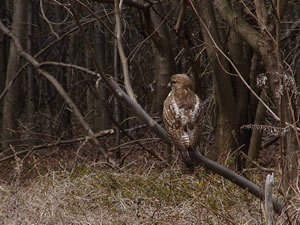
<box><xmin>0</xmin><ymin>0</ymin><xmax>299</xmax><ymax>224</ymax></box>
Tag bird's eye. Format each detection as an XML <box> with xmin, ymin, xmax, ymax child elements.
<box><xmin>168</xmin><ymin>80</ymin><xmax>176</xmax><ymax>88</ymax></box>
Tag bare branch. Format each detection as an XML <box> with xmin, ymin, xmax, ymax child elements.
<box><xmin>214</xmin><ymin>0</ymin><xmax>265</xmax><ymax>52</ymax></box>
<box><xmin>0</xmin><ymin>129</ymin><xmax>115</xmax><ymax>162</ymax></box>
<box><xmin>40</xmin><ymin>0</ymin><xmax>59</xmax><ymax>38</ymax></box>
<box><xmin>40</xmin><ymin>61</ymin><xmax>99</xmax><ymax>76</ymax></box>
<box><xmin>106</xmin><ymin>76</ymin><xmax>170</xmax><ymax>143</ymax></box>
<box><xmin>175</xmin><ymin>0</ymin><xmax>186</xmax><ymax>32</ymax></box>
<box><xmin>94</xmin><ymin>0</ymin><xmax>151</xmax><ymax>10</ymax></box>
<box><xmin>114</xmin><ymin>0</ymin><xmax>137</xmax><ymax>102</ymax></box>
<box><xmin>254</xmin><ymin>0</ymin><xmax>269</xmax><ymax>32</ymax></box>
<box><xmin>73</xmin><ymin>0</ymin><xmax>116</xmax><ymax>38</ymax></box>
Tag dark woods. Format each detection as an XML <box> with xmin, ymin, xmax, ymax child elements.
<box><xmin>0</xmin><ymin>0</ymin><xmax>299</xmax><ymax>221</ymax></box>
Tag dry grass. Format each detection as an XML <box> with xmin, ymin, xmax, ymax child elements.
<box><xmin>0</xmin><ymin>145</ymin><xmax>298</xmax><ymax>225</ymax></box>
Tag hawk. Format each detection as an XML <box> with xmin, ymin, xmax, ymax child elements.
<box><xmin>163</xmin><ymin>74</ymin><xmax>202</xmax><ymax>169</ymax></box>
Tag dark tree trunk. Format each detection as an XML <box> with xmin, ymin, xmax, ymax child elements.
<box><xmin>147</xmin><ymin>3</ymin><xmax>176</xmax><ymax>114</ymax></box>
<box><xmin>26</xmin><ymin>0</ymin><xmax>35</xmax><ymax>123</ymax></box>
<box><xmin>246</xmin><ymin>92</ymin><xmax>266</xmax><ymax>167</ymax></box>
<box><xmin>1</xmin><ymin>0</ymin><xmax>28</xmax><ymax>151</ymax></box>
<box><xmin>197</xmin><ymin>0</ymin><xmax>237</xmax><ymax>163</ymax></box>
<box><xmin>0</xmin><ymin>0</ymin><xmax>8</xmax><ymax>121</ymax></box>
<box><xmin>94</xmin><ymin>16</ymin><xmax>110</xmax><ymax>130</ymax></box>
<box><xmin>227</xmin><ymin>7</ymin><xmax>252</xmax><ymax>168</ymax></box>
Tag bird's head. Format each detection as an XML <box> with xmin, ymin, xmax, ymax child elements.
<box><xmin>168</xmin><ymin>74</ymin><xmax>194</xmax><ymax>91</ymax></box>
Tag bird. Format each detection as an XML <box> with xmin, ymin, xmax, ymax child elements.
<box><xmin>163</xmin><ymin>74</ymin><xmax>202</xmax><ymax>170</ymax></box>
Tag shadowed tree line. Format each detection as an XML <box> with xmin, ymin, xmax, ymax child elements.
<box><xmin>0</xmin><ymin>0</ymin><xmax>300</xmax><ymax>220</ymax></box>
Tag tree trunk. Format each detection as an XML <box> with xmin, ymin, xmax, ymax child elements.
<box><xmin>0</xmin><ymin>0</ymin><xmax>8</xmax><ymax>121</ymax></box>
<box><xmin>227</xmin><ymin>7</ymin><xmax>252</xmax><ymax>168</ymax></box>
<box><xmin>147</xmin><ymin>3</ymin><xmax>176</xmax><ymax>114</ymax></box>
<box><xmin>94</xmin><ymin>12</ymin><xmax>110</xmax><ymax>130</ymax></box>
<box><xmin>197</xmin><ymin>0</ymin><xmax>237</xmax><ymax>163</ymax></box>
<box><xmin>175</xmin><ymin>0</ymin><xmax>202</xmax><ymax>97</ymax></box>
<box><xmin>280</xmin><ymin>90</ymin><xmax>299</xmax><ymax>196</ymax></box>
<box><xmin>54</xmin><ymin>4</ymin><xmax>72</xmax><ymax>139</ymax></box>
<box><xmin>113</xmin><ymin>24</ymin><xmax>121</xmax><ymax>158</ymax></box>
<box><xmin>26</xmin><ymin>0</ymin><xmax>35</xmax><ymax>122</ymax></box>
<box><xmin>296</xmin><ymin>65</ymin><xmax>300</xmax><ymax>108</ymax></box>
<box><xmin>246</xmin><ymin>92</ymin><xmax>267</xmax><ymax>167</ymax></box>
<box><xmin>1</xmin><ymin>0</ymin><xmax>28</xmax><ymax>151</ymax></box>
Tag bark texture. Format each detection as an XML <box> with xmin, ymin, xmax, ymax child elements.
<box><xmin>1</xmin><ymin>0</ymin><xmax>28</xmax><ymax>151</ymax></box>
<box><xmin>148</xmin><ymin>3</ymin><xmax>176</xmax><ymax>114</ymax></box>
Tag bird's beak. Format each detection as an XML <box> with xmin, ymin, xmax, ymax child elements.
<box><xmin>167</xmin><ymin>82</ymin><xmax>172</xmax><ymax>88</ymax></box>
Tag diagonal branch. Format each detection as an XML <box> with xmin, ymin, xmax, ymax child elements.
<box><xmin>190</xmin><ymin>150</ymin><xmax>284</xmax><ymax>214</ymax></box>
<box><xmin>92</xmin><ymin>0</ymin><xmax>151</xmax><ymax>11</ymax></box>
<box><xmin>106</xmin><ymin>76</ymin><xmax>170</xmax><ymax>142</ymax></box>
<box><xmin>39</xmin><ymin>61</ymin><xmax>171</xmax><ymax>148</ymax></box>
<box><xmin>214</xmin><ymin>0</ymin><xmax>266</xmax><ymax>52</ymax></box>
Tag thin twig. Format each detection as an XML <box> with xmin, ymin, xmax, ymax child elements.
<box><xmin>0</xmin><ymin>17</ymin><xmax>97</xmax><ymax>102</ymax></box>
<box><xmin>40</xmin><ymin>0</ymin><xmax>59</xmax><ymax>38</ymax></box>
<box><xmin>0</xmin><ymin>129</ymin><xmax>114</xmax><ymax>162</ymax></box>
<box><xmin>240</xmin><ymin>151</ymin><xmax>275</xmax><ymax>173</ymax></box>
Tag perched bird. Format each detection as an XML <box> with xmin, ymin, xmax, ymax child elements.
<box><xmin>163</xmin><ymin>74</ymin><xmax>202</xmax><ymax>170</ymax></box>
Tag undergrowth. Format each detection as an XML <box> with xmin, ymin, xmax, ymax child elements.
<box><xmin>0</xmin><ymin>146</ymin><xmax>298</xmax><ymax>225</ymax></box>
